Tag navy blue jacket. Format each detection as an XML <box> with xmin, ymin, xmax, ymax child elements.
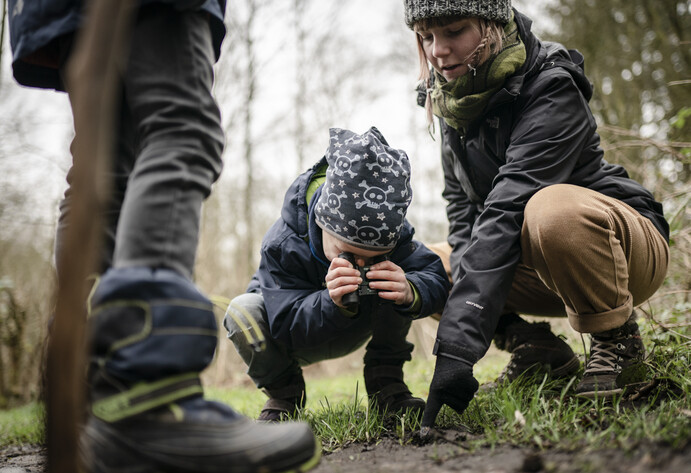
<box><xmin>432</xmin><ymin>10</ymin><xmax>669</xmax><ymax>366</ymax></box>
<box><xmin>8</xmin><ymin>0</ymin><xmax>226</xmax><ymax>91</ymax></box>
<box><xmin>247</xmin><ymin>157</ymin><xmax>451</xmax><ymax>350</ymax></box>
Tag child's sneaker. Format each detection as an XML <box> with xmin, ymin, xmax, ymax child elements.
<box><xmin>258</xmin><ymin>372</ymin><xmax>306</xmax><ymax>422</ymax></box>
<box><xmin>81</xmin><ymin>397</ymin><xmax>320</xmax><ymax>473</ymax></box>
<box><xmin>364</xmin><ymin>364</ymin><xmax>425</xmax><ymax>416</ymax></box>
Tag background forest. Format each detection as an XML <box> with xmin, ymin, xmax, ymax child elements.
<box><xmin>0</xmin><ymin>0</ymin><xmax>689</xmax><ymax>408</ymax></box>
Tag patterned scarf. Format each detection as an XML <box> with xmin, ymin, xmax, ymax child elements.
<box><xmin>430</xmin><ymin>16</ymin><xmax>526</xmax><ymax>134</ymax></box>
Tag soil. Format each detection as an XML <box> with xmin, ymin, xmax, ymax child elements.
<box><xmin>2</xmin><ymin>434</ymin><xmax>690</xmax><ymax>473</ymax></box>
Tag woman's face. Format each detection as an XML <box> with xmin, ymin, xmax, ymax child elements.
<box><xmin>417</xmin><ymin>18</ymin><xmax>483</xmax><ymax>82</ymax></box>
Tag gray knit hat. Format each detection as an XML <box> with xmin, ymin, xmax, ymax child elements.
<box><xmin>315</xmin><ymin>127</ymin><xmax>412</xmax><ymax>251</ymax></box>
<box><xmin>404</xmin><ymin>0</ymin><xmax>512</xmax><ymax>28</ymax></box>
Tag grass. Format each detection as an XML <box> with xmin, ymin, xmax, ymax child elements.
<box><xmin>1</xmin><ymin>309</ymin><xmax>689</xmax><ymax>454</ymax></box>
<box><xmin>0</xmin><ymin>402</ymin><xmax>44</xmax><ymax>446</ymax></box>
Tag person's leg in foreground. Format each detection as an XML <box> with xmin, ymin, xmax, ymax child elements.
<box><xmin>71</xmin><ymin>6</ymin><xmax>320</xmax><ymax>472</ymax></box>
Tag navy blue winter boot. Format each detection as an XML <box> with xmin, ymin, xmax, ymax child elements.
<box><xmin>80</xmin><ymin>267</ymin><xmax>320</xmax><ymax>473</ymax></box>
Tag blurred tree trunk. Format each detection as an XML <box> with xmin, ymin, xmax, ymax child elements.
<box><xmin>47</xmin><ymin>0</ymin><xmax>134</xmax><ymax>471</ymax></box>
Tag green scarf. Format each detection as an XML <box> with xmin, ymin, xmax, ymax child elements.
<box><xmin>431</xmin><ymin>16</ymin><xmax>526</xmax><ymax>134</ymax></box>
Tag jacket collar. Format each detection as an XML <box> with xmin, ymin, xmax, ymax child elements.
<box><xmin>485</xmin><ymin>9</ymin><xmax>545</xmax><ymax>110</ymax></box>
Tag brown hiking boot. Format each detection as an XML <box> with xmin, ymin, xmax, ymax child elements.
<box><xmin>258</xmin><ymin>373</ymin><xmax>306</xmax><ymax>422</ymax></box>
<box><xmin>575</xmin><ymin>314</ymin><xmax>647</xmax><ymax>399</ymax></box>
<box><xmin>494</xmin><ymin>320</ymin><xmax>580</xmax><ymax>383</ymax></box>
<box><xmin>364</xmin><ymin>364</ymin><xmax>425</xmax><ymax>417</ymax></box>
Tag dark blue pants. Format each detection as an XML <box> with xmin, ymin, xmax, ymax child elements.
<box><xmin>224</xmin><ymin>293</ymin><xmax>415</xmax><ymax>388</ymax></box>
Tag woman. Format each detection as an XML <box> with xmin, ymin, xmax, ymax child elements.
<box><xmin>403</xmin><ymin>0</ymin><xmax>670</xmax><ymax>428</ymax></box>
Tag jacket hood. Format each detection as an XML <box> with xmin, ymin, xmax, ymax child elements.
<box><xmin>279</xmin><ymin>157</ymin><xmax>327</xmax><ymax>240</ymax></box>
<box><xmin>493</xmin><ymin>9</ymin><xmax>593</xmax><ymax>106</ymax></box>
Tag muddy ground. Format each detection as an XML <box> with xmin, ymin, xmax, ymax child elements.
<box><xmin>2</xmin><ymin>433</ymin><xmax>690</xmax><ymax>473</ymax></box>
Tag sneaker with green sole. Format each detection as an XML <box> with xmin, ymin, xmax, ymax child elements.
<box><xmin>81</xmin><ymin>397</ymin><xmax>321</xmax><ymax>473</ymax></box>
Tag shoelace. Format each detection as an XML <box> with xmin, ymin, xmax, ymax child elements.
<box><xmin>584</xmin><ymin>338</ymin><xmax>626</xmax><ymax>375</ymax></box>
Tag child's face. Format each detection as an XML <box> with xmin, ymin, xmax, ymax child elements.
<box><xmin>416</xmin><ymin>17</ymin><xmax>482</xmax><ymax>82</ymax></box>
<box><xmin>322</xmin><ymin>231</ymin><xmax>390</xmax><ymax>268</ymax></box>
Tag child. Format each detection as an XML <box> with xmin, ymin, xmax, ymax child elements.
<box><xmin>402</xmin><ymin>0</ymin><xmax>670</xmax><ymax>429</ymax></box>
<box><xmin>224</xmin><ymin>127</ymin><xmax>450</xmax><ymax>421</ymax></box>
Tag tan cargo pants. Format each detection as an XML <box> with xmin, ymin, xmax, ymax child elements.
<box><xmin>428</xmin><ymin>184</ymin><xmax>669</xmax><ymax>334</ymax></box>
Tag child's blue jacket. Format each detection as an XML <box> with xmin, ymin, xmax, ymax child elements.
<box><xmin>246</xmin><ymin>157</ymin><xmax>451</xmax><ymax>350</ymax></box>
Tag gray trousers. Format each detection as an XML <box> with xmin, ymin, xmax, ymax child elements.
<box><xmin>224</xmin><ymin>292</ymin><xmax>415</xmax><ymax>388</ymax></box>
<box><xmin>55</xmin><ymin>5</ymin><xmax>224</xmax><ymax>278</ymax></box>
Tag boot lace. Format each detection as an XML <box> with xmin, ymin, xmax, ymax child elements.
<box><xmin>584</xmin><ymin>338</ymin><xmax>625</xmax><ymax>375</ymax></box>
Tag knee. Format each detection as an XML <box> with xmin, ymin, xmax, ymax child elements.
<box><xmin>524</xmin><ymin>184</ymin><xmax>602</xmax><ymax>253</ymax></box>
<box><xmin>526</xmin><ymin>185</ymin><xmax>576</xmax><ymax>224</ymax></box>
<box><xmin>222</xmin><ymin>292</ymin><xmax>266</xmax><ymax>338</ymax></box>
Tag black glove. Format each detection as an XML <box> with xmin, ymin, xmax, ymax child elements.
<box><xmin>421</xmin><ymin>355</ymin><xmax>479</xmax><ymax>429</ymax></box>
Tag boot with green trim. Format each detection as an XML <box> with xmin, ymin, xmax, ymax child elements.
<box><xmin>80</xmin><ymin>267</ymin><xmax>321</xmax><ymax>473</ymax></box>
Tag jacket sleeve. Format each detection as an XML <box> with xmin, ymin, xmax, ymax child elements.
<box><xmin>435</xmin><ymin>68</ymin><xmax>597</xmax><ymax>365</ymax></box>
<box><xmin>440</xmin><ymin>129</ymin><xmax>481</xmax><ymax>283</ymax></box>
<box><xmin>390</xmin><ymin>232</ymin><xmax>451</xmax><ymax>319</ymax></box>
<box><xmin>257</xmin><ymin>234</ymin><xmax>358</xmax><ymax>350</ymax></box>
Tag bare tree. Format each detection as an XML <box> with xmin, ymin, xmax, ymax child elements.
<box><xmin>1</xmin><ymin>0</ymin><xmax>7</xmax><ymax>87</ymax></box>
<box><xmin>293</xmin><ymin>0</ymin><xmax>307</xmax><ymax>171</ymax></box>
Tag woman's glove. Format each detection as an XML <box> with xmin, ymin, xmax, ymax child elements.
<box><xmin>421</xmin><ymin>355</ymin><xmax>479</xmax><ymax>429</ymax></box>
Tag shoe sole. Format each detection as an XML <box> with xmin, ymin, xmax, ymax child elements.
<box><xmin>574</xmin><ymin>387</ymin><xmax>622</xmax><ymax>399</ymax></box>
<box><xmin>550</xmin><ymin>356</ymin><xmax>581</xmax><ymax>378</ymax></box>
<box><xmin>575</xmin><ymin>381</ymin><xmax>649</xmax><ymax>400</ymax></box>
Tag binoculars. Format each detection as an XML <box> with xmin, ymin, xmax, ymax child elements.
<box><xmin>338</xmin><ymin>252</ymin><xmax>388</xmax><ymax>312</ymax></box>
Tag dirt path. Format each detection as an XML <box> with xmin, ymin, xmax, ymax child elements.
<box><xmin>313</xmin><ymin>438</ymin><xmax>691</xmax><ymax>473</ymax></box>
<box><xmin>2</xmin><ymin>437</ymin><xmax>690</xmax><ymax>473</ymax></box>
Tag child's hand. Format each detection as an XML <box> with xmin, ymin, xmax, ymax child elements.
<box><xmin>325</xmin><ymin>255</ymin><xmax>362</xmax><ymax>309</ymax></box>
<box><xmin>366</xmin><ymin>260</ymin><xmax>414</xmax><ymax>306</ymax></box>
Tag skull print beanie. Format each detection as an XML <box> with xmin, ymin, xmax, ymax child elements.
<box><xmin>314</xmin><ymin>127</ymin><xmax>413</xmax><ymax>251</ymax></box>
